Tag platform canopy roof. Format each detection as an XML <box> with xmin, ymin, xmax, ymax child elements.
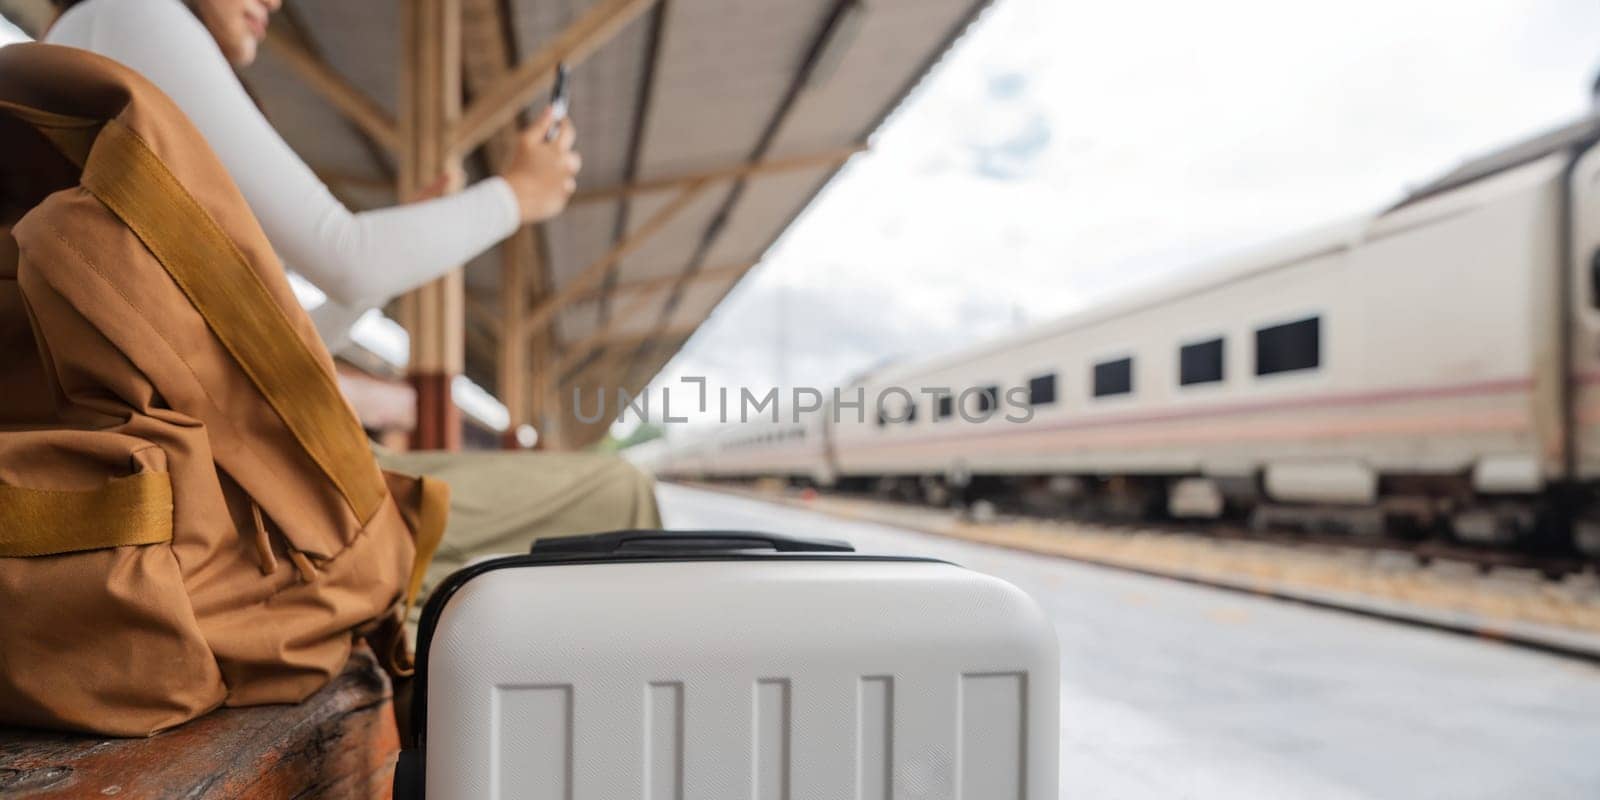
<box><xmin>2</xmin><ymin>0</ymin><xmax>991</xmax><ymax>448</ymax></box>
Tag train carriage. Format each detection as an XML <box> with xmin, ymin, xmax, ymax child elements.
<box><xmin>649</xmin><ymin>112</ymin><xmax>1600</xmax><ymax>556</ymax></box>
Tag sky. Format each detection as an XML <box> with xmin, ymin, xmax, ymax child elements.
<box><xmin>644</xmin><ymin>0</ymin><xmax>1600</xmax><ymax>432</ymax></box>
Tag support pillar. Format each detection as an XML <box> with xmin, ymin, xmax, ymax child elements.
<box><xmin>530</xmin><ymin>333</ymin><xmax>557</xmax><ymax>449</ymax></box>
<box><xmin>399</xmin><ymin>0</ymin><xmax>465</xmax><ymax>451</ymax></box>
<box><xmin>497</xmin><ymin>228</ymin><xmax>532</xmax><ymax>449</ymax></box>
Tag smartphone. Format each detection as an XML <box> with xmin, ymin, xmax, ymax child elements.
<box><xmin>544</xmin><ymin>62</ymin><xmax>569</xmax><ymax>142</ymax></box>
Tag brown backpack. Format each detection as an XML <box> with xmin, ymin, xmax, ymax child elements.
<box><xmin>0</xmin><ymin>43</ymin><xmax>446</xmax><ymax>737</ymax></box>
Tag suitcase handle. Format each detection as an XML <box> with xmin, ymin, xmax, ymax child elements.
<box><xmin>529</xmin><ymin>529</ymin><xmax>855</xmax><ymax>556</ymax></box>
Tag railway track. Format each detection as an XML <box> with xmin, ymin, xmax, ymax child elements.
<box><xmin>682</xmin><ymin>480</ymin><xmax>1600</xmax><ymax>664</ymax></box>
<box><xmin>818</xmin><ymin>484</ymin><xmax>1600</xmax><ymax>581</ymax></box>
<box><xmin>852</xmin><ymin>485</ymin><xmax>1600</xmax><ymax>581</ymax></box>
<box><xmin>1202</xmin><ymin>524</ymin><xmax>1594</xmax><ymax>579</ymax></box>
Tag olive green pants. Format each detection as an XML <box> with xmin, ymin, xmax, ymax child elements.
<box><xmin>376</xmin><ymin>449</ymin><xmax>662</xmax><ymax>600</ymax></box>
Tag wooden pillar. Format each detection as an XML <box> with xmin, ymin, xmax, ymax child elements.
<box><xmin>530</xmin><ymin>335</ymin><xmax>557</xmax><ymax>449</ymax></box>
<box><xmin>524</xmin><ymin>232</ymin><xmax>555</xmax><ymax>450</ymax></box>
<box><xmin>497</xmin><ymin>228</ymin><xmax>532</xmax><ymax>448</ymax></box>
<box><xmin>399</xmin><ymin>0</ymin><xmax>465</xmax><ymax>451</ymax></box>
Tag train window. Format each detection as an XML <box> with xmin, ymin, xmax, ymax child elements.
<box><xmin>937</xmin><ymin>395</ymin><xmax>954</xmax><ymax>420</ymax></box>
<box><xmin>1028</xmin><ymin>373</ymin><xmax>1057</xmax><ymax>405</ymax></box>
<box><xmin>1255</xmin><ymin>316</ymin><xmax>1320</xmax><ymax>375</ymax></box>
<box><xmin>1093</xmin><ymin>357</ymin><xmax>1133</xmax><ymax>397</ymax></box>
<box><xmin>977</xmin><ymin>385</ymin><xmax>999</xmax><ymax>413</ymax></box>
<box><xmin>1179</xmin><ymin>338</ymin><xmax>1225</xmax><ymax>385</ymax></box>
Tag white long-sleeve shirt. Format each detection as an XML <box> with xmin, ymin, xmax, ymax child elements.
<box><xmin>46</xmin><ymin>0</ymin><xmax>521</xmax><ymax>346</ymax></box>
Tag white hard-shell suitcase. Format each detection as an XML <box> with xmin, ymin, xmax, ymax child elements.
<box><xmin>397</xmin><ymin>529</ymin><xmax>1058</xmax><ymax>800</ymax></box>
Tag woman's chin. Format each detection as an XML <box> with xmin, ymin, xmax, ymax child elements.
<box><xmin>227</xmin><ymin>37</ymin><xmax>260</xmax><ymax>68</ymax></box>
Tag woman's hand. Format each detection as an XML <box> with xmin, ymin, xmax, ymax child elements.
<box><xmin>501</xmin><ymin>106</ymin><xmax>582</xmax><ymax>224</ymax></box>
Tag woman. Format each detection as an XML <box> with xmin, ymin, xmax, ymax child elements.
<box><xmin>45</xmin><ymin>0</ymin><xmax>580</xmax><ymax>347</ymax></box>
<box><xmin>42</xmin><ymin>0</ymin><xmax>661</xmax><ymax>582</ymax></box>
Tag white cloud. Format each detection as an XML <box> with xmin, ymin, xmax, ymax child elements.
<box><xmin>655</xmin><ymin>0</ymin><xmax>1600</xmax><ymax>407</ymax></box>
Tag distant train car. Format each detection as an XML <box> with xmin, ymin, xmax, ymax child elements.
<box><xmin>648</xmin><ymin>113</ymin><xmax>1600</xmax><ymax>556</ymax></box>
<box><xmin>704</xmin><ymin>417</ymin><xmax>830</xmax><ymax>482</ymax></box>
<box><xmin>646</xmin><ymin>416</ymin><xmax>831</xmax><ymax>484</ymax></box>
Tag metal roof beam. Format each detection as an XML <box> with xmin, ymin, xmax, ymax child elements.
<box><xmin>567</xmin><ymin>260</ymin><xmax>756</xmax><ymax>305</ymax></box>
<box><xmin>555</xmin><ymin>264</ymin><xmax>742</xmax><ymax>373</ymax></box>
<box><xmin>518</xmin><ymin>178</ymin><xmax>711</xmax><ymax>339</ymax></box>
<box><xmin>567</xmin><ymin>324</ymin><xmax>696</xmax><ymax>357</ymax></box>
<box><xmin>607</xmin><ymin>0</ymin><xmax>864</xmax><ymax>388</ymax></box>
<box><xmin>451</xmin><ymin>0</ymin><xmax>659</xmax><ymax>160</ymax></box>
<box><xmin>557</xmin><ymin>324</ymin><xmax>697</xmax><ymax>387</ymax></box>
<box><xmin>571</xmin><ymin>145</ymin><xmax>865</xmax><ymax>204</ymax></box>
<box><xmin>551</xmin><ymin>259</ymin><xmax>753</xmax><ymax>379</ymax></box>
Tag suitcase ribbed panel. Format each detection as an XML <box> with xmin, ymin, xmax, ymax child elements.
<box><xmin>424</xmin><ymin>560</ymin><xmax>1057</xmax><ymax>800</ymax></box>
<box><xmin>644</xmin><ymin>682</ymin><xmax>683</xmax><ymax>798</ymax></box>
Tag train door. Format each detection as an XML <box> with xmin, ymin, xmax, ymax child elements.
<box><xmin>1569</xmin><ymin>139</ymin><xmax>1600</xmax><ymax>488</ymax></box>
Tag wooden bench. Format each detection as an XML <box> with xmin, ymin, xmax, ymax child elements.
<box><xmin>0</xmin><ymin>647</ymin><xmax>399</xmax><ymax>799</ymax></box>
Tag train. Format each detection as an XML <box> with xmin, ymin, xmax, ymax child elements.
<box><xmin>633</xmin><ymin>109</ymin><xmax>1600</xmax><ymax>558</ymax></box>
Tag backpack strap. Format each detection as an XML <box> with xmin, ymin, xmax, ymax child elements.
<box><xmin>0</xmin><ymin>472</ymin><xmax>172</xmax><ymax>556</ymax></box>
<box><xmin>405</xmin><ymin>475</ymin><xmax>451</xmax><ymax>612</ymax></box>
<box><xmin>369</xmin><ymin>470</ymin><xmax>450</xmax><ymax>679</ymax></box>
<box><xmin>78</xmin><ymin>118</ymin><xmax>388</xmax><ymax>524</ymax></box>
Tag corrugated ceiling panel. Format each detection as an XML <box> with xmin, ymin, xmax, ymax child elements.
<box><xmin>629</xmin><ymin>0</ymin><xmax>835</xmax><ymax>177</ymax></box>
<box><xmin>597</xmin><ymin>0</ymin><xmax>836</xmax><ymax>301</ymax></box>
<box><xmin>700</xmin><ymin>165</ymin><xmax>835</xmax><ymax>266</ymax></box>
<box><xmin>772</xmin><ymin>0</ymin><xmax>981</xmax><ymax>154</ymax></box>
<box><xmin>607</xmin><ymin>184</ymin><xmax>737</xmax><ymax>279</ymax></box>
<box><xmin>510</xmin><ymin>0</ymin><xmax>586</xmax><ymax>55</ymax></box>
<box><xmin>243</xmin><ymin>51</ymin><xmax>386</xmax><ymax>184</ymax></box>
<box><xmin>606</xmin><ymin>292</ymin><xmax>677</xmax><ymax>337</ymax></box>
<box><xmin>603</xmin><ymin>0</ymin><xmax>989</xmax><ymax>396</ymax></box>
<box><xmin>545</xmin><ymin>201</ymin><xmax>624</xmax><ymax>284</ymax></box>
<box><xmin>556</xmin><ymin>295</ymin><xmax>602</xmax><ymax>343</ymax></box>
<box><xmin>462</xmin><ymin>248</ymin><xmax>499</xmax><ymax>292</ymax></box>
<box><xmin>660</xmin><ymin>270</ymin><xmax>743</xmax><ymax>326</ymax></box>
<box><xmin>535</xmin><ymin>7</ymin><xmax>654</xmax><ymax>336</ymax></box>
<box><xmin>291</xmin><ymin>1</ymin><xmax>402</xmax><ymax>117</ymax></box>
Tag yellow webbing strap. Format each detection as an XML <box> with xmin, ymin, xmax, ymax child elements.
<box><xmin>380</xmin><ymin>473</ymin><xmax>450</xmax><ymax>679</ymax></box>
<box><xmin>79</xmin><ymin>120</ymin><xmax>385</xmax><ymax>523</ymax></box>
<box><xmin>405</xmin><ymin>475</ymin><xmax>451</xmax><ymax>613</ymax></box>
<box><xmin>0</xmin><ymin>472</ymin><xmax>172</xmax><ymax>557</ymax></box>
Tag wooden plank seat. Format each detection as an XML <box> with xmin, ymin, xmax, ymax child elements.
<box><xmin>0</xmin><ymin>647</ymin><xmax>399</xmax><ymax>799</ymax></box>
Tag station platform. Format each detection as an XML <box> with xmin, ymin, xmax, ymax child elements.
<box><xmin>659</xmin><ymin>483</ymin><xmax>1600</xmax><ymax>798</ymax></box>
